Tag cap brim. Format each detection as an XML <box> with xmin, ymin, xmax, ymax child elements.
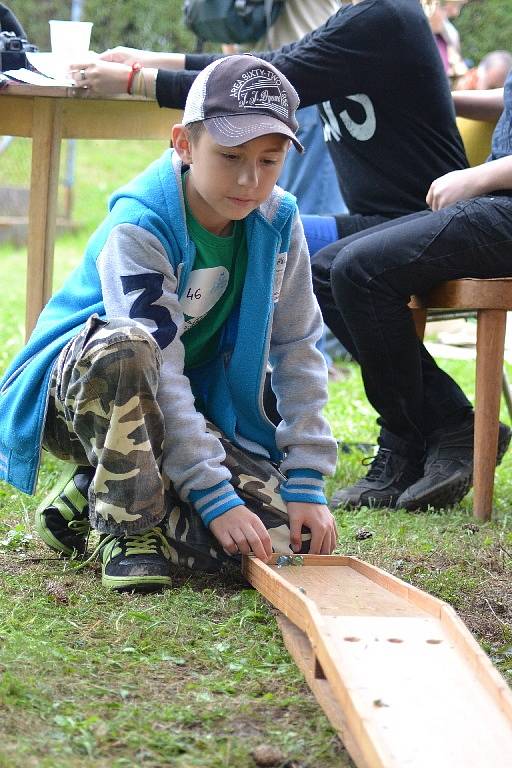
<box><xmin>204</xmin><ymin>114</ymin><xmax>304</xmax><ymax>153</ymax></box>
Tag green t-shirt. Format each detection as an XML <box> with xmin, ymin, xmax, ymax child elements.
<box><xmin>181</xmin><ymin>178</ymin><xmax>248</xmax><ymax>369</ymax></box>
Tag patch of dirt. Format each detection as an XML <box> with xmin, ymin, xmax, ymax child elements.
<box><xmin>361</xmin><ymin>548</ymin><xmax>511</xmax><ymax>649</ymax></box>
<box><xmin>0</xmin><ymin>549</ymin><xmax>65</xmax><ymax>576</ymax></box>
<box><xmin>408</xmin><ymin>556</ymin><xmax>510</xmax><ymax>646</ymax></box>
<box><xmin>461</xmin><ymin>579</ymin><xmax>512</xmax><ymax>645</ymax></box>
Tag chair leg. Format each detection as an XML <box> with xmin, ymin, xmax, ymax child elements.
<box><xmin>473</xmin><ymin>309</ymin><xmax>507</xmax><ymax>521</ymax></box>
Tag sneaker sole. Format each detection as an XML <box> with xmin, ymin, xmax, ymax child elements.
<box><xmin>102</xmin><ymin>573</ymin><xmax>172</xmax><ymax>592</ymax></box>
<box><xmin>34</xmin><ymin>463</ymin><xmax>86</xmax><ymax>556</ymax></box>
<box><xmin>399</xmin><ymin>426</ymin><xmax>512</xmax><ymax>512</ymax></box>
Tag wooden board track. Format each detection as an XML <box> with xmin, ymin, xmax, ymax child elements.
<box><xmin>242</xmin><ymin>554</ymin><xmax>512</xmax><ymax>768</ymax></box>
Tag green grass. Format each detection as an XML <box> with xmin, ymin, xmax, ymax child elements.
<box><xmin>0</xmin><ymin>139</ymin><xmax>511</xmax><ymax>767</ymax></box>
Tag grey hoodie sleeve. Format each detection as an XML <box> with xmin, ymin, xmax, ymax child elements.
<box><xmin>269</xmin><ymin>213</ymin><xmax>338</xmax><ymax>477</ymax></box>
<box><xmin>96</xmin><ymin>223</ymin><xmax>239</xmax><ymax>508</ymax></box>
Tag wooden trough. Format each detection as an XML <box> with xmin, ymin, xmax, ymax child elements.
<box><xmin>242</xmin><ymin>554</ymin><xmax>512</xmax><ymax>768</ymax></box>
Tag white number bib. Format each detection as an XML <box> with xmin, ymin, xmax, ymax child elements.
<box><xmin>180</xmin><ymin>266</ymin><xmax>230</xmax><ymax>329</ymax></box>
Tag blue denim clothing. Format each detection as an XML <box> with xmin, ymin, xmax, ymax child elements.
<box><xmin>302</xmin><ymin>212</ymin><xmax>393</xmax><ymax>258</ymax></box>
<box><xmin>302</xmin><ymin>215</ymin><xmax>339</xmax><ymax>257</ymax></box>
<box><xmin>491</xmin><ymin>71</ymin><xmax>512</xmax><ymax>161</ymax></box>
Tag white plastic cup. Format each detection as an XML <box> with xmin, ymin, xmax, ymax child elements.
<box><xmin>49</xmin><ymin>20</ymin><xmax>93</xmax><ymax>58</ymax></box>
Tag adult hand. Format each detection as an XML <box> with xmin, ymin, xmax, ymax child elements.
<box><xmin>426</xmin><ymin>167</ymin><xmax>483</xmax><ymax>210</ymax></box>
<box><xmin>99</xmin><ymin>46</ymin><xmax>166</xmax><ymax>69</ymax></box>
<box><xmin>69</xmin><ymin>58</ymin><xmax>131</xmax><ymax>96</ymax></box>
<box><xmin>209</xmin><ymin>505</ymin><xmax>273</xmax><ymax>562</ymax></box>
<box><xmin>287</xmin><ymin>502</ymin><xmax>338</xmax><ymax>555</ymax></box>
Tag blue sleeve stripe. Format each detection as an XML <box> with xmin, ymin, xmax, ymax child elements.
<box><xmin>280</xmin><ymin>488</ymin><xmax>327</xmax><ymax>504</ymax></box>
<box><xmin>280</xmin><ymin>469</ymin><xmax>327</xmax><ymax>505</ymax></box>
<box><xmin>201</xmin><ymin>495</ymin><xmax>242</xmax><ymax>526</ymax></box>
<box><xmin>283</xmin><ymin>485</ymin><xmax>326</xmax><ymax>496</ymax></box>
<box><xmin>287</xmin><ymin>469</ymin><xmax>323</xmax><ymax>480</ymax></box>
<box><xmin>188</xmin><ymin>480</ymin><xmax>242</xmax><ymax>526</ymax></box>
<box><xmin>189</xmin><ymin>480</ymin><xmax>230</xmax><ymax>504</ymax></box>
<box><xmin>285</xmin><ymin>480</ymin><xmax>324</xmax><ymax>491</ymax></box>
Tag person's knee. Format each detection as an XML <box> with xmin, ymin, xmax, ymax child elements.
<box><xmin>331</xmin><ymin>243</ymin><xmax>369</xmax><ymax>295</ymax></box>
<box><xmin>310</xmin><ymin>240</ymin><xmax>341</xmax><ymax>290</ymax></box>
<box><xmin>84</xmin><ymin>318</ymin><xmax>162</xmax><ymax>387</ymax></box>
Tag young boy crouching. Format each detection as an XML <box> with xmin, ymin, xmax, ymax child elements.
<box><xmin>0</xmin><ymin>55</ymin><xmax>338</xmax><ymax>591</ymax></box>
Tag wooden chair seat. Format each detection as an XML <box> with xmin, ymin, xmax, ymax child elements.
<box><xmin>410</xmin><ymin>278</ymin><xmax>512</xmax><ymax>520</ymax></box>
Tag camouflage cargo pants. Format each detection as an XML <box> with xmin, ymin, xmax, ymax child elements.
<box><xmin>43</xmin><ymin>316</ymin><xmax>310</xmax><ymax>572</ymax></box>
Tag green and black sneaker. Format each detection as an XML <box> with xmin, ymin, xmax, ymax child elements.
<box><xmin>34</xmin><ymin>464</ymin><xmax>93</xmax><ymax>556</ymax></box>
<box><xmin>99</xmin><ymin>527</ymin><xmax>173</xmax><ymax>592</ymax></box>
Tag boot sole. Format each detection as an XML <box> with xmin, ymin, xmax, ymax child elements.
<box><xmin>398</xmin><ymin>471</ymin><xmax>472</xmax><ymax>511</ymax></box>
<box><xmin>398</xmin><ymin>427</ymin><xmax>512</xmax><ymax>511</ymax></box>
<box><xmin>330</xmin><ymin>493</ymin><xmax>400</xmax><ymax>510</ymax></box>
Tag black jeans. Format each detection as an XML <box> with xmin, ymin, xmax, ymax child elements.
<box><xmin>311</xmin><ymin>195</ymin><xmax>512</xmax><ymax>459</ymax></box>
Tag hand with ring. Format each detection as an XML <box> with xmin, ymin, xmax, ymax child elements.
<box><xmin>69</xmin><ymin>58</ymin><xmax>132</xmax><ymax>97</ymax></box>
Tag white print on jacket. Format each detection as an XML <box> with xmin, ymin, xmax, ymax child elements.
<box><xmin>273</xmin><ymin>253</ymin><xmax>287</xmax><ymax>302</ymax></box>
<box><xmin>180</xmin><ymin>266</ymin><xmax>230</xmax><ymax>330</ymax></box>
<box><xmin>321</xmin><ymin>94</ymin><xmax>376</xmax><ymax>143</ymax></box>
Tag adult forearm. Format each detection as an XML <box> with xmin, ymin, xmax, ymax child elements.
<box><xmin>143</xmin><ymin>52</ymin><xmax>186</xmax><ymax>69</ymax></box>
<box><xmin>473</xmin><ymin>155</ymin><xmax>512</xmax><ymax>195</ymax></box>
<box><xmin>452</xmin><ymin>89</ymin><xmax>504</xmax><ymax>121</ymax></box>
<box><xmin>427</xmin><ymin>156</ymin><xmax>512</xmax><ymax>211</ymax></box>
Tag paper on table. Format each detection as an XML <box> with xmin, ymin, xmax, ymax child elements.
<box><xmin>27</xmin><ymin>52</ymin><xmax>78</xmax><ymax>82</ymax></box>
<box><xmin>2</xmin><ymin>68</ymin><xmax>75</xmax><ymax>87</ymax></box>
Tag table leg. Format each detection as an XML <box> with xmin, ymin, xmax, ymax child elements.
<box><xmin>25</xmin><ymin>98</ymin><xmax>63</xmax><ymax>338</ymax></box>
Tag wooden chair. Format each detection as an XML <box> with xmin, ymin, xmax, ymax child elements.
<box><xmin>410</xmin><ymin>279</ymin><xmax>512</xmax><ymax>521</ymax></box>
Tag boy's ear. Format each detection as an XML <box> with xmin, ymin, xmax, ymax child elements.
<box><xmin>172</xmin><ymin>124</ymin><xmax>193</xmax><ymax>164</ymax></box>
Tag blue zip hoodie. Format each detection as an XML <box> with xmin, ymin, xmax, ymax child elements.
<box><xmin>0</xmin><ymin>150</ymin><xmax>337</xmax><ymax>523</ymax></box>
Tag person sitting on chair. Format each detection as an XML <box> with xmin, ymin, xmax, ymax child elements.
<box><xmin>312</xmin><ymin>77</ymin><xmax>512</xmax><ymax>511</ymax></box>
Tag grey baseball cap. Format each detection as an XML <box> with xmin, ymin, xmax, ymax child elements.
<box><xmin>183</xmin><ymin>54</ymin><xmax>304</xmax><ymax>153</ymax></box>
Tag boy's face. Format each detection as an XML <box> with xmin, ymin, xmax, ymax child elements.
<box><xmin>173</xmin><ymin>125</ymin><xmax>289</xmax><ymax>235</ymax></box>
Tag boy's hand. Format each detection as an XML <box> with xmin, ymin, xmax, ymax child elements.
<box><xmin>209</xmin><ymin>506</ymin><xmax>273</xmax><ymax>562</ymax></box>
<box><xmin>287</xmin><ymin>502</ymin><xmax>338</xmax><ymax>555</ymax></box>
<box><xmin>426</xmin><ymin>167</ymin><xmax>483</xmax><ymax>211</ymax></box>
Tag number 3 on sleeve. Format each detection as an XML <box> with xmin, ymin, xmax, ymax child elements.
<box><xmin>121</xmin><ymin>273</ymin><xmax>178</xmax><ymax>350</ymax></box>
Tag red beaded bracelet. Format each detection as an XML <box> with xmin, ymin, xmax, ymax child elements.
<box><xmin>127</xmin><ymin>62</ymin><xmax>142</xmax><ymax>95</ymax></box>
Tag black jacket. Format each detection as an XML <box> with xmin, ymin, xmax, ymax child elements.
<box><xmin>156</xmin><ymin>0</ymin><xmax>467</xmax><ymax>217</ymax></box>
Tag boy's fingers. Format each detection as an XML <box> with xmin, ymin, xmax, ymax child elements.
<box><xmin>328</xmin><ymin>522</ymin><xmax>338</xmax><ymax>553</ymax></box>
<box><xmin>289</xmin><ymin>517</ymin><xmax>303</xmax><ymax>553</ymax></box>
<box><xmin>309</xmin><ymin>525</ymin><xmax>324</xmax><ymax>554</ymax></box>
<box><xmin>219</xmin><ymin>533</ymin><xmax>239</xmax><ymax>556</ymax></box>
<box><xmin>231</xmin><ymin>529</ymin><xmax>252</xmax><ymax>556</ymax></box>
<box><xmin>249</xmin><ymin>519</ymin><xmax>272</xmax><ymax>560</ymax></box>
<box><xmin>321</xmin><ymin>528</ymin><xmax>335</xmax><ymax>555</ymax></box>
